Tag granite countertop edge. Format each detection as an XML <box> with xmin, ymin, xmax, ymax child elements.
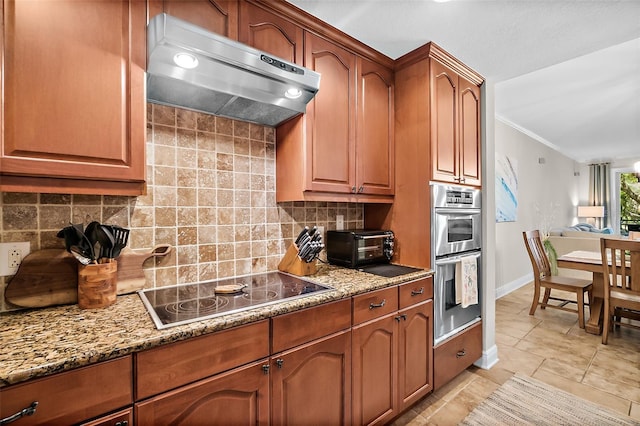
<box><xmin>1</xmin><ymin>265</ymin><xmax>433</xmax><ymax>388</ymax></box>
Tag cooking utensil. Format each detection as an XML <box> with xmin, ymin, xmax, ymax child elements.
<box><xmin>70</xmin><ymin>245</ymin><xmax>93</xmax><ymax>265</ymax></box>
<box><xmin>111</xmin><ymin>226</ymin><xmax>130</xmax><ymax>258</ymax></box>
<box><xmin>96</xmin><ymin>224</ymin><xmax>115</xmax><ymax>261</ymax></box>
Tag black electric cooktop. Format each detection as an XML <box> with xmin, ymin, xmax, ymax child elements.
<box><xmin>139</xmin><ymin>272</ymin><xmax>333</xmax><ymax>329</ymax></box>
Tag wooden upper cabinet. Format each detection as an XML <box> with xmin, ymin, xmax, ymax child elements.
<box><xmin>0</xmin><ymin>0</ymin><xmax>146</xmax><ymax>195</ymax></box>
<box><xmin>430</xmin><ymin>58</ymin><xmax>481</xmax><ymax>187</ymax></box>
<box><xmin>239</xmin><ymin>1</ymin><xmax>303</xmax><ymax>64</ymax></box>
<box><xmin>148</xmin><ymin>0</ymin><xmax>238</xmax><ymax>39</ymax></box>
<box><xmin>357</xmin><ymin>57</ymin><xmax>394</xmax><ymax>196</ymax></box>
<box><xmin>430</xmin><ymin>60</ymin><xmax>459</xmax><ymax>185</ymax></box>
<box><xmin>459</xmin><ymin>75</ymin><xmax>481</xmax><ymax>186</ymax></box>
<box><xmin>305</xmin><ymin>32</ymin><xmax>357</xmax><ymax>195</ymax></box>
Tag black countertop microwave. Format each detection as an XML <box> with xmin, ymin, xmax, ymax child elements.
<box><xmin>326</xmin><ymin>229</ymin><xmax>394</xmax><ymax>268</ymax></box>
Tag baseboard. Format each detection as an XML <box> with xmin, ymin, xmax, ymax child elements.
<box><xmin>474</xmin><ymin>344</ymin><xmax>499</xmax><ymax>370</ymax></box>
<box><xmin>495</xmin><ymin>273</ymin><xmax>532</xmax><ymax>299</ymax></box>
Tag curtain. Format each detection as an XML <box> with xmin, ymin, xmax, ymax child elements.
<box><xmin>588</xmin><ymin>163</ymin><xmax>610</xmax><ymax>228</ymax></box>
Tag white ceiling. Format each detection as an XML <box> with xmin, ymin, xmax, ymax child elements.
<box><xmin>286</xmin><ymin>0</ymin><xmax>640</xmax><ymax>166</ymax></box>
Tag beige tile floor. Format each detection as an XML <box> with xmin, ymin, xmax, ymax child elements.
<box><xmin>392</xmin><ymin>282</ymin><xmax>640</xmax><ymax>425</ymax></box>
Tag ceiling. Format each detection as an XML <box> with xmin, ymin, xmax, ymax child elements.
<box><xmin>286</xmin><ymin>0</ymin><xmax>640</xmax><ymax>166</ymax></box>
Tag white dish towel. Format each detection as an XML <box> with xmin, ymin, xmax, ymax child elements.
<box><xmin>455</xmin><ymin>255</ymin><xmax>478</xmax><ymax>308</ymax></box>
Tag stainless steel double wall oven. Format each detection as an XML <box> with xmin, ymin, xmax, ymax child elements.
<box><xmin>431</xmin><ymin>183</ymin><xmax>482</xmax><ymax>345</ymax></box>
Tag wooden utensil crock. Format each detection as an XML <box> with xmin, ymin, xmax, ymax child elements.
<box><xmin>77</xmin><ymin>261</ymin><xmax>118</xmax><ymax>309</ymax></box>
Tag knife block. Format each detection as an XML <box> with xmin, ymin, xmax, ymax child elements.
<box><xmin>278</xmin><ymin>244</ymin><xmax>317</xmax><ymax>276</ymax></box>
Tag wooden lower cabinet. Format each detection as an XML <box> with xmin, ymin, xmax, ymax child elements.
<box><xmin>352</xmin><ymin>300</ymin><xmax>433</xmax><ymax>425</ymax></box>
<box><xmin>0</xmin><ymin>357</ymin><xmax>132</xmax><ymax>426</ymax></box>
<box><xmin>433</xmin><ymin>320</ymin><xmax>482</xmax><ymax>390</ymax></box>
<box><xmin>135</xmin><ymin>359</ymin><xmax>269</xmax><ymax>425</ymax></box>
<box><xmin>398</xmin><ymin>300</ymin><xmax>434</xmax><ymax>410</ymax></box>
<box><xmin>81</xmin><ymin>408</ymin><xmax>133</xmax><ymax>426</ymax></box>
<box><xmin>352</xmin><ymin>312</ymin><xmax>398</xmax><ymax>425</ymax></box>
<box><xmin>271</xmin><ymin>330</ymin><xmax>352</xmax><ymax>425</ymax></box>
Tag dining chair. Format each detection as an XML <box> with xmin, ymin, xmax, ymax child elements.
<box><xmin>522</xmin><ymin>230</ymin><xmax>593</xmax><ymax>328</ymax></box>
<box><xmin>600</xmin><ymin>238</ymin><xmax>640</xmax><ymax>344</ymax></box>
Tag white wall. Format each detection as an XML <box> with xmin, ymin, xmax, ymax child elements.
<box><xmin>494</xmin><ymin>119</ymin><xmax>581</xmax><ymax>296</ymax></box>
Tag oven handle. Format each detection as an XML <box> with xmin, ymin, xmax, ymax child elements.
<box><xmin>434</xmin><ymin>208</ymin><xmax>481</xmax><ymax>215</ymax></box>
<box><xmin>435</xmin><ymin>251</ymin><xmax>481</xmax><ymax>266</ymax></box>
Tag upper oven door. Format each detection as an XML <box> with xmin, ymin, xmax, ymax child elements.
<box><xmin>433</xmin><ymin>208</ymin><xmax>481</xmax><ymax>257</ymax></box>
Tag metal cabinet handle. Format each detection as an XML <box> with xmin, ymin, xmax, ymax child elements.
<box><xmin>358</xmin><ymin>185</ymin><xmax>364</xmax><ymax>193</ymax></box>
<box><xmin>1</xmin><ymin>401</ymin><xmax>38</xmax><ymax>425</ymax></box>
<box><xmin>400</xmin><ymin>314</ymin><xmax>407</xmax><ymax>321</ymax></box>
<box><xmin>115</xmin><ymin>422</ymin><xmax>128</xmax><ymax>426</ymax></box>
<box><xmin>351</xmin><ymin>186</ymin><xmax>357</xmax><ymax>193</ymax></box>
<box><xmin>460</xmin><ymin>177</ymin><xmax>466</xmax><ymax>183</ymax></box>
<box><xmin>276</xmin><ymin>358</ymin><xmax>284</xmax><ymax>369</ymax></box>
<box><xmin>411</xmin><ymin>287</ymin><xmax>424</xmax><ymax>296</ymax></box>
<box><xmin>395</xmin><ymin>315</ymin><xmax>402</xmax><ymax>322</ymax></box>
<box><xmin>262</xmin><ymin>364</ymin><xmax>270</xmax><ymax>375</ymax></box>
<box><xmin>369</xmin><ymin>299</ymin><xmax>386</xmax><ymax>310</ymax></box>
<box><xmin>456</xmin><ymin>349</ymin><xmax>466</xmax><ymax>358</ymax></box>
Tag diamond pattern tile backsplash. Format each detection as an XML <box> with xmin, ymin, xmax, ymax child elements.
<box><xmin>0</xmin><ymin>104</ymin><xmax>364</xmax><ymax>312</ymax></box>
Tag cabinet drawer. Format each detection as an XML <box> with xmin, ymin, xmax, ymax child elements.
<box><xmin>0</xmin><ymin>356</ymin><xmax>132</xmax><ymax>426</ymax></box>
<box><xmin>399</xmin><ymin>276</ymin><xmax>433</xmax><ymax>309</ymax></box>
<box><xmin>434</xmin><ymin>321</ymin><xmax>482</xmax><ymax>390</ymax></box>
<box><xmin>272</xmin><ymin>299</ymin><xmax>351</xmax><ymax>353</ymax></box>
<box><xmin>352</xmin><ymin>286</ymin><xmax>398</xmax><ymax>325</ymax></box>
<box><xmin>136</xmin><ymin>320</ymin><xmax>269</xmax><ymax>400</ymax></box>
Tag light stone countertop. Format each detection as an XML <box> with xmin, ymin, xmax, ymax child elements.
<box><xmin>1</xmin><ymin>264</ymin><xmax>432</xmax><ymax>388</ymax></box>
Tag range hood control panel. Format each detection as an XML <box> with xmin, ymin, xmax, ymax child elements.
<box><xmin>260</xmin><ymin>55</ymin><xmax>304</xmax><ymax>75</ymax></box>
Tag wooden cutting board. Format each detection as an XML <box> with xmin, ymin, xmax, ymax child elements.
<box><xmin>5</xmin><ymin>244</ymin><xmax>172</xmax><ymax>308</ymax></box>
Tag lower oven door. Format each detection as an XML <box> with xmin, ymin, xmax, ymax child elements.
<box><xmin>434</xmin><ymin>251</ymin><xmax>482</xmax><ymax>345</ymax></box>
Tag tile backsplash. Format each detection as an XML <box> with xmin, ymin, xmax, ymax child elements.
<box><xmin>0</xmin><ymin>104</ymin><xmax>363</xmax><ymax>312</ymax></box>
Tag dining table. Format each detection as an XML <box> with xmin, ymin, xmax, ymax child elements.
<box><xmin>556</xmin><ymin>250</ymin><xmax>606</xmax><ymax>335</ymax></box>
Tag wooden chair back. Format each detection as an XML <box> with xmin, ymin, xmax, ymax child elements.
<box><xmin>522</xmin><ymin>230</ymin><xmax>551</xmax><ymax>280</ymax></box>
<box><xmin>600</xmin><ymin>238</ymin><xmax>640</xmax><ymax>299</ymax></box>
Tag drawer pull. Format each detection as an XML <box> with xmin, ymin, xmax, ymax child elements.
<box><xmin>456</xmin><ymin>350</ymin><xmax>466</xmax><ymax>358</ymax></box>
<box><xmin>262</xmin><ymin>364</ymin><xmax>270</xmax><ymax>375</ymax></box>
<box><xmin>369</xmin><ymin>299</ymin><xmax>386</xmax><ymax>310</ymax></box>
<box><xmin>400</xmin><ymin>314</ymin><xmax>407</xmax><ymax>321</ymax></box>
<box><xmin>276</xmin><ymin>358</ymin><xmax>284</xmax><ymax>369</ymax></box>
<box><xmin>411</xmin><ymin>287</ymin><xmax>424</xmax><ymax>296</ymax></box>
<box><xmin>1</xmin><ymin>401</ymin><xmax>38</xmax><ymax>425</ymax></box>
<box><xmin>115</xmin><ymin>422</ymin><xmax>128</xmax><ymax>426</ymax></box>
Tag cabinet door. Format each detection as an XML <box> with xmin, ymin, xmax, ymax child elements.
<box><xmin>352</xmin><ymin>313</ymin><xmax>398</xmax><ymax>426</ymax></box>
<box><xmin>80</xmin><ymin>408</ymin><xmax>132</xmax><ymax>426</ymax></box>
<box><xmin>357</xmin><ymin>58</ymin><xmax>395</xmax><ymax>196</ymax></box>
<box><xmin>0</xmin><ymin>0</ymin><xmax>145</xmax><ymax>195</ymax></box>
<box><xmin>135</xmin><ymin>359</ymin><xmax>269</xmax><ymax>426</ymax></box>
<box><xmin>239</xmin><ymin>1</ymin><xmax>303</xmax><ymax>65</ymax></box>
<box><xmin>398</xmin><ymin>300</ymin><xmax>433</xmax><ymax>410</ymax></box>
<box><xmin>430</xmin><ymin>60</ymin><xmax>459</xmax><ymax>185</ymax></box>
<box><xmin>148</xmin><ymin>0</ymin><xmax>238</xmax><ymax>39</ymax></box>
<box><xmin>304</xmin><ymin>32</ymin><xmax>357</xmax><ymax>194</ymax></box>
<box><xmin>271</xmin><ymin>330</ymin><xmax>352</xmax><ymax>425</ymax></box>
<box><xmin>459</xmin><ymin>76</ymin><xmax>482</xmax><ymax>187</ymax></box>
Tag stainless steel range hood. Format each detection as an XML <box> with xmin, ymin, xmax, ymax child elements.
<box><xmin>147</xmin><ymin>13</ymin><xmax>320</xmax><ymax>127</ymax></box>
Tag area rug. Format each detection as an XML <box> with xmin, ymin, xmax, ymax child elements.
<box><xmin>460</xmin><ymin>373</ymin><xmax>639</xmax><ymax>425</ymax></box>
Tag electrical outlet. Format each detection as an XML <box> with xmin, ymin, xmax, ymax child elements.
<box><xmin>336</xmin><ymin>215</ymin><xmax>344</xmax><ymax>230</ymax></box>
<box><xmin>0</xmin><ymin>242</ymin><xmax>31</xmax><ymax>276</ymax></box>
